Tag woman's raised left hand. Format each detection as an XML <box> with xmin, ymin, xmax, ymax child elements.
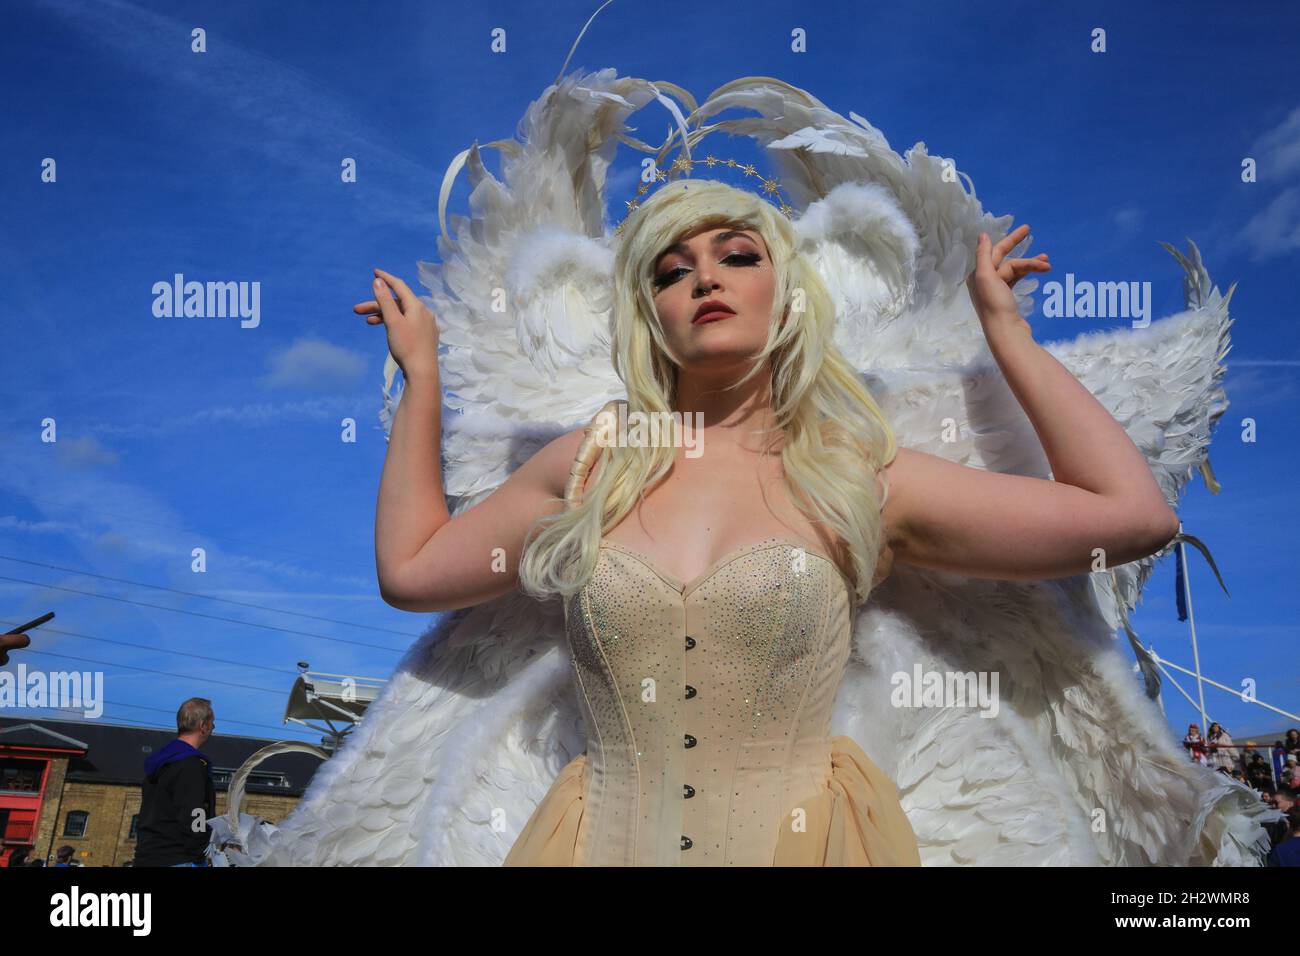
<box><xmin>965</xmin><ymin>224</ymin><xmax>1051</xmax><ymax>331</ymax></box>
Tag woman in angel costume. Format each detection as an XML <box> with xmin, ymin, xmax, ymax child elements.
<box><xmin>229</xmin><ymin>62</ymin><xmax>1276</xmax><ymax>867</ymax></box>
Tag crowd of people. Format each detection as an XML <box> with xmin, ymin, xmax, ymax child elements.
<box><xmin>5</xmin><ymin>844</ymin><xmax>80</xmax><ymax>867</ymax></box>
<box><xmin>1183</xmin><ymin>723</ymin><xmax>1300</xmax><ymax>866</ymax></box>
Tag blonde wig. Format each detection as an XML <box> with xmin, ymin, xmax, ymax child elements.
<box><xmin>518</xmin><ymin>178</ymin><xmax>897</xmax><ymax>606</ymax></box>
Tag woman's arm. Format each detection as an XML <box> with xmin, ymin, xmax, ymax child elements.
<box><xmin>361</xmin><ymin>269</ymin><xmax>582</xmax><ymax>612</ymax></box>
<box><xmin>377</xmin><ymin>408</ymin><xmax>582</xmax><ymax>612</ymax></box>
<box><xmin>374</xmin><ymin>366</ymin><xmax>448</xmax><ymax>601</ymax></box>
<box><xmin>885</xmin><ymin>225</ymin><xmax>1180</xmax><ymax>581</ymax></box>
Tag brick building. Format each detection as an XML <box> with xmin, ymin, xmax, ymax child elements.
<box><xmin>0</xmin><ymin>716</ymin><xmax>326</xmax><ymax>867</ymax></box>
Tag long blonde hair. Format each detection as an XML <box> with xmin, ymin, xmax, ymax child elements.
<box><xmin>518</xmin><ymin>178</ymin><xmax>897</xmax><ymax>606</ymax></box>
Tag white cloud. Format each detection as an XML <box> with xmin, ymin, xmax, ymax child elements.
<box><xmin>56</xmin><ymin>434</ymin><xmax>120</xmax><ymax>467</ymax></box>
<box><xmin>1252</xmin><ymin>105</ymin><xmax>1300</xmax><ymax>179</ymax></box>
<box><xmin>0</xmin><ymin>451</ymin><xmax>374</xmax><ymax>591</ymax></box>
<box><xmin>261</xmin><ymin>337</ymin><xmax>368</xmax><ymax>391</ymax></box>
<box><xmin>88</xmin><ymin>396</ymin><xmax>363</xmax><ymax>439</ymax></box>
<box><xmin>0</xmin><ymin>515</ymin><xmax>82</xmax><ymax>535</ymax></box>
<box><xmin>1239</xmin><ymin>185</ymin><xmax>1300</xmax><ymax>263</ymax></box>
<box><xmin>1112</xmin><ymin>207</ymin><xmax>1144</xmax><ymax>233</ymax></box>
<box><xmin>1224</xmin><ymin>364</ymin><xmax>1298</xmax><ymax>408</ymax></box>
<box><xmin>1239</xmin><ymin>107</ymin><xmax>1300</xmax><ymax>262</ymax></box>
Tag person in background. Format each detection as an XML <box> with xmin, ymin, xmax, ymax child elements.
<box><xmin>1285</xmin><ymin>729</ymin><xmax>1299</xmax><ymax>759</ymax></box>
<box><xmin>1182</xmin><ymin>724</ymin><xmax>1207</xmax><ymax>765</ymax></box>
<box><xmin>1206</xmin><ymin>722</ymin><xmax>1237</xmax><ymax>773</ymax></box>
<box><xmin>53</xmin><ymin>845</ymin><xmax>76</xmax><ymax>867</ymax></box>
<box><xmin>1272</xmin><ymin>740</ymin><xmax>1289</xmax><ymax>784</ymax></box>
<box><xmin>1283</xmin><ymin>755</ymin><xmax>1300</xmax><ymax>790</ymax></box>
<box><xmin>1267</xmin><ymin>806</ymin><xmax>1300</xmax><ymax>867</ymax></box>
<box><xmin>1266</xmin><ymin>789</ymin><xmax>1296</xmax><ymax>848</ymax></box>
<box><xmin>1244</xmin><ymin>742</ymin><xmax>1275</xmax><ymax>792</ymax></box>
<box><xmin>135</xmin><ymin>698</ymin><xmax>217</xmax><ymax>867</ymax></box>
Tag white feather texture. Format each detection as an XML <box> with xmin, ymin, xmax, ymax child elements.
<box><xmin>235</xmin><ymin>67</ymin><xmax>1276</xmax><ymax>866</ymax></box>
<box><xmin>794</xmin><ymin>180</ymin><xmax>921</xmax><ymax>364</ymax></box>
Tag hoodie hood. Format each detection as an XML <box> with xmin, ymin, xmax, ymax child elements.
<box><xmin>144</xmin><ymin>738</ymin><xmax>212</xmax><ymax>779</ymax></box>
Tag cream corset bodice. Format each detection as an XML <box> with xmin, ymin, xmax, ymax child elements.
<box><xmin>562</xmin><ymin>534</ymin><xmax>856</xmax><ymax>865</ymax></box>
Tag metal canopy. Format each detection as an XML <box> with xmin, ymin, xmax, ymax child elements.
<box><xmin>282</xmin><ymin>671</ymin><xmax>386</xmax><ymax>747</ymax></box>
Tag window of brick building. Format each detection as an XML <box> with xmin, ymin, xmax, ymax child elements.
<box><xmin>62</xmin><ymin>810</ymin><xmax>88</xmax><ymax>838</ymax></box>
<box><xmin>0</xmin><ymin>758</ymin><xmax>45</xmax><ymax>792</ymax></box>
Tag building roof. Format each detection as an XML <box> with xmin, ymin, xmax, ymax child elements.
<box><xmin>0</xmin><ymin>721</ymin><xmax>89</xmax><ymax>752</ymax></box>
<box><xmin>0</xmin><ymin>716</ymin><xmax>326</xmax><ymax>796</ymax></box>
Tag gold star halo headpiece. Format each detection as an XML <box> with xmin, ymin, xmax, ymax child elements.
<box><xmin>614</xmin><ymin>154</ymin><xmax>795</xmax><ymax>239</ymax></box>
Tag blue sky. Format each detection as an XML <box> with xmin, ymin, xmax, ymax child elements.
<box><xmin>1</xmin><ymin>0</ymin><xmax>1296</xmax><ymax>754</ymax></box>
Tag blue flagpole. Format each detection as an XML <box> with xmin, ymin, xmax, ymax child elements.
<box><xmin>1174</xmin><ymin>536</ymin><xmax>1188</xmax><ymax>622</ymax></box>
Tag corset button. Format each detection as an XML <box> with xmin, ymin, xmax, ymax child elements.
<box><xmin>683</xmin><ymin>784</ymin><xmax>695</xmax><ymax>798</ymax></box>
<box><xmin>685</xmin><ymin>684</ymin><xmax>696</xmax><ymax>700</ymax></box>
<box><xmin>684</xmin><ymin>733</ymin><xmax>696</xmax><ymax>749</ymax></box>
<box><xmin>685</xmin><ymin>635</ymin><xmax>696</xmax><ymax>651</ymax></box>
<box><xmin>681</xmin><ymin>835</ymin><xmax>693</xmax><ymax>850</ymax></box>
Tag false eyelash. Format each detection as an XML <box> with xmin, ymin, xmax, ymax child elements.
<box><xmin>653</xmin><ymin>252</ymin><xmax>761</xmax><ymax>289</ymax></box>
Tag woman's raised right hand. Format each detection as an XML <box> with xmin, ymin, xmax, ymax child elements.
<box><xmin>354</xmin><ymin>268</ymin><xmax>441</xmax><ymax>379</ymax></box>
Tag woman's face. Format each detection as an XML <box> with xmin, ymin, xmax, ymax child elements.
<box><xmin>650</xmin><ymin>226</ymin><xmax>778</xmax><ymax>370</ymax></box>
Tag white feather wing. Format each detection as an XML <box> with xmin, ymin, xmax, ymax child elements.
<box><xmin>253</xmin><ymin>596</ymin><xmax>581</xmax><ymax>866</ymax></box>
<box><xmin>832</xmin><ymin>247</ymin><xmax>1269</xmax><ymax>865</ymax></box>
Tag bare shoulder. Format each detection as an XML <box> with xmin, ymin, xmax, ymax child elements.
<box><xmin>882</xmin><ymin>446</ymin><xmax>921</xmax><ymax>472</ymax></box>
<box><xmin>880</xmin><ymin>446</ymin><xmax>943</xmax><ymax>489</ymax></box>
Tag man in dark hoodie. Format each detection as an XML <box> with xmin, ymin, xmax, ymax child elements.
<box><xmin>136</xmin><ymin>698</ymin><xmax>217</xmax><ymax>866</ymax></box>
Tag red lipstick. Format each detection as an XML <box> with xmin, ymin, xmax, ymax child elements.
<box><xmin>692</xmin><ymin>299</ymin><xmax>736</xmax><ymax>325</ymax></box>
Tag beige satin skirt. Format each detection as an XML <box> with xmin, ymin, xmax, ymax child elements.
<box><xmin>504</xmin><ymin>734</ymin><xmax>921</xmax><ymax>867</ymax></box>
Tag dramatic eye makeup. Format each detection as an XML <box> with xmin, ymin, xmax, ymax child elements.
<box><xmin>652</xmin><ymin>231</ymin><xmax>763</xmax><ymax>290</ymax></box>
